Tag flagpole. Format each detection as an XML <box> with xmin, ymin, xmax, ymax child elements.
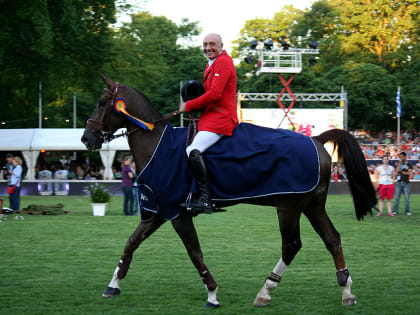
<box><xmin>396</xmin><ymin>86</ymin><xmax>401</xmax><ymax>147</ymax></box>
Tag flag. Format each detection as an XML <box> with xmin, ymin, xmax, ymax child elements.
<box><xmin>396</xmin><ymin>87</ymin><xmax>401</xmax><ymax>118</ymax></box>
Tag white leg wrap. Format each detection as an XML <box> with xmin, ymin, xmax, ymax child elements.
<box><xmin>341</xmin><ymin>276</ymin><xmax>357</xmax><ymax>306</ymax></box>
<box><xmin>206</xmin><ymin>285</ymin><xmax>219</xmax><ymax>305</ymax></box>
<box><xmin>273</xmin><ymin>258</ymin><xmax>288</xmax><ymax>276</ymax></box>
<box><xmin>108</xmin><ymin>264</ymin><xmax>121</xmax><ymax>288</ymax></box>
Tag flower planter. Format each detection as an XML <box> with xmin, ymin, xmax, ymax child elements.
<box><xmin>92</xmin><ymin>203</ymin><xmax>107</xmax><ymax>216</ymax></box>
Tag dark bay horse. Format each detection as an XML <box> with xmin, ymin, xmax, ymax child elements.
<box><xmin>82</xmin><ymin>75</ymin><xmax>377</xmax><ymax>308</ymax></box>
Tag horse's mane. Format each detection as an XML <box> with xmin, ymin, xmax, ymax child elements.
<box><xmin>130</xmin><ymin>86</ymin><xmax>163</xmax><ymax>119</ymax></box>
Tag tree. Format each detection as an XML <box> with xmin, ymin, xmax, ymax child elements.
<box><xmin>104</xmin><ymin>12</ymin><xmax>206</xmax><ymax>118</ymax></box>
<box><xmin>0</xmin><ymin>0</ymin><xmax>116</xmax><ymax>128</ymax></box>
<box><xmin>333</xmin><ymin>0</ymin><xmax>419</xmax><ymax>66</ymax></box>
<box><xmin>394</xmin><ymin>60</ymin><xmax>420</xmax><ymax>130</ymax></box>
<box><xmin>234</xmin><ymin>0</ymin><xmax>420</xmax><ymax>131</ymax></box>
<box><xmin>317</xmin><ymin>62</ymin><xmax>397</xmax><ymax>130</ymax></box>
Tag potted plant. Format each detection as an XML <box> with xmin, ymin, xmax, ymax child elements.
<box><xmin>85</xmin><ymin>183</ymin><xmax>111</xmax><ymax>216</ymax></box>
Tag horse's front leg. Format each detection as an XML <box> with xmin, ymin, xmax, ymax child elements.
<box><xmin>171</xmin><ymin>213</ymin><xmax>219</xmax><ymax>308</ymax></box>
<box><xmin>103</xmin><ymin>216</ymin><xmax>165</xmax><ymax>297</ymax></box>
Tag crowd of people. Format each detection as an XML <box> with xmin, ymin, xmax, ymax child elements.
<box><xmin>330</xmin><ymin>129</ymin><xmax>420</xmax><ymax>182</ymax></box>
<box><xmin>350</xmin><ymin>129</ymin><xmax>419</xmax><ymax>160</ymax></box>
<box><xmin>35</xmin><ymin>155</ymin><xmax>107</xmax><ymax>181</ymax></box>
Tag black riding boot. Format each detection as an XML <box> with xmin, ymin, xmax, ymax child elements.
<box><xmin>181</xmin><ymin>149</ymin><xmax>214</xmax><ymax>214</ymax></box>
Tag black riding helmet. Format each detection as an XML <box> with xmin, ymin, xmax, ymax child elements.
<box><xmin>181</xmin><ymin>80</ymin><xmax>205</xmax><ymax>102</ymax></box>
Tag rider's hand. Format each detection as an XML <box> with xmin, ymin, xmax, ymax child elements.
<box><xmin>179</xmin><ymin>102</ymin><xmax>187</xmax><ymax>113</ymax></box>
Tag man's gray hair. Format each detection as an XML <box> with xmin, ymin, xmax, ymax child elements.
<box><xmin>205</xmin><ymin>33</ymin><xmax>223</xmax><ymax>44</ymax></box>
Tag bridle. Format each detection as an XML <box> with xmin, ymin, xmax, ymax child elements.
<box><xmin>86</xmin><ymin>82</ymin><xmax>121</xmax><ymax>141</ymax></box>
<box><xmin>87</xmin><ymin>82</ymin><xmax>183</xmax><ymax>143</ymax></box>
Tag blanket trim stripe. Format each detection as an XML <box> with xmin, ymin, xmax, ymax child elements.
<box><xmin>137</xmin><ymin>124</ymin><xmax>168</xmax><ymax>180</ymax></box>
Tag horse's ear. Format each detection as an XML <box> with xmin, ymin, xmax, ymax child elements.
<box><xmin>100</xmin><ymin>73</ymin><xmax>114</xmax><ymax>88</ymax></box>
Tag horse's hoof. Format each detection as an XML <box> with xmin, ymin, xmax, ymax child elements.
<box><xmin>253</xmin><ymin>296</ymin><xmax>271</xmax><ymax>307</ymax></box>
<box><xmin>342</xmin><ymin>295</ymin><xmax>357</xmax><ymax>306</ymax></box>
<box><xmin>102</xmin><ymin>286</ymin><xmax>121</xmax><ymax>298</ymax></box>
<box><xmin>203</xmin><ymin>301</ymin><xmax>220</xmax><ymax>308</ymax></box>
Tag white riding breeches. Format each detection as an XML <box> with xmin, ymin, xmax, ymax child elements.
<box><xmin>186</xmin><ymin>131</ymin><xmax>223</xmax><ymax>157</ymax></box>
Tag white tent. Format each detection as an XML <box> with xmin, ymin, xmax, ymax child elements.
<box><xmin>0</xmin><ymin>129</ymin><xmax>129</xmax><ymax>179</ymax></box>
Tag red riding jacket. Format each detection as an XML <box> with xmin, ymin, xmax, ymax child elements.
<box><xmin>185</xmin><ymin>50</ymin><xmax>238</xmax><ymax>136</ymax></box>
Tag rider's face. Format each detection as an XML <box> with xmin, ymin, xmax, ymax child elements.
<box><xmin>203</xmin><ymin>34</ymin><xmax>223</xmax><ymax>60</ymax></box>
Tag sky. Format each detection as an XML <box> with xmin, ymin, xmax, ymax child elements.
<box><xmin>142</xmin><ymin>0</ymin><xmax>315</xmax><ymax>54</ymax></box>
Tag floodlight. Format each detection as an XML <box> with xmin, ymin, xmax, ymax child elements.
<box><xmin>250</xmin><ymin>40</ymin><xmax>258</xmax><ymax>49</ymax></box>
<box><xmin>264</xmin><ymin>39</ymin><xmax>273</xmax><ymax>50</ymax></box>
<box><xmin>244</xmin><ymin>55</ymin><xmax>255</xmax><ymax>64</ymax></box>
<box><xmin>281</xmin><ymin>39</ymin><xmax>290</xmax><ymax>50</ymax></box>
<box><xmin>308</xmin><ymin>41</ymin><xmax>318</xmax><ymax>49</ymax></box>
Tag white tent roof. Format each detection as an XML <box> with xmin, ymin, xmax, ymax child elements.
<box><xmin>0</xmin><ymin>128</ymin><xmax>130</xmax><ymax>151</ymax></box>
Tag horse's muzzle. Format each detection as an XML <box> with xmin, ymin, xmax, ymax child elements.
<box><xmin>81</xmin><ymin>129</ymin><xmax>104</xmax><ymax>151</ymax></box>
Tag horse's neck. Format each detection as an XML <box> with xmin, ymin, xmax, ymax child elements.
<box><xmin>125</xmin><ymin>86</ymin><xmax>165</xmax><ymax>172</ymax></box>
<box><xmin>128</xmin><ymin>122</ymin><xmax>166</xmax><ymax>172</ymax></box>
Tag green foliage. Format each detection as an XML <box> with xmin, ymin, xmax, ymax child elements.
<box><xmin>0</xmin><ymin>0</ymin><xmax>116</xmax><ymax>128</ymax></box>
<box><xmin>235</xmin><ymin>0</ymin><xmax>420</xmax><ymax>131</ymax></box>
<box><xmin>2</xmin><ymin>1</ymin><xmax>419</xmax><ymax>132</ymax></box>
<box><xmin>85</xmin><ymin>183</ymin><xmax>111</xmax><ymax>203</ymax></box>
<box><xmin>104</xmin><ymin>12</ymin><xmax>206</xmax><ymax>118</ymax></box>
<box><xmin>333</xmin><ymin>0</ymin><xmax>419</xmax><ymax>65</ymax></box>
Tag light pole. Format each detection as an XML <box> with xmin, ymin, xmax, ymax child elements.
<box><xmin>39</xmin><ymin>81</ymin><xmax>42</xmax><ymax>128</ymax></box>
<box><xmin>73</xmin><ymin>92</ymin><xmax>77</xmax><ymax>128</ymax></box>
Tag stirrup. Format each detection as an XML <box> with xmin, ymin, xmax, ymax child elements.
<box><xmin>181</xmin><ymin>199</ymin><xmax>214</xmax><ymax>214</ymax></box>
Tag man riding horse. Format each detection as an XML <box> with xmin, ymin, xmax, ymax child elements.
<box><xmin>179</xmin><ymin>33</ymin><xmax>238</xmax><ymax>214</ymax></box>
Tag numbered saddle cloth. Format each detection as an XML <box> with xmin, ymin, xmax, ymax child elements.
<box><xmin>137</xmin><ymin>122</ymin><xmax>320</xmax><ymax>221</ymax></box>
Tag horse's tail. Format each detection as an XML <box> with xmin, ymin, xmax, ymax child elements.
<box><xmin>314</xmin><ymin>129</ymin><xmax>377</xmax><ymax>220</ymax></box>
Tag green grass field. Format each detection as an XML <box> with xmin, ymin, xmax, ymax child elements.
<box><xmin>1</xmin><ymin>194</ymin><xmax>419</xmax><ymax>314</ymax></box>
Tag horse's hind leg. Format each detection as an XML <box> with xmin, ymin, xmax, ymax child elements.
<box><xmin>103</xmin><ymin>216</ymin><xmax>165</xmax><ymax>297</ymax></box>
<box><xmin>303</xmin><ymin>194</ymin><xmax>357</xmax><ymax>306</ymax></box>
<box><xmin>171</xmin><ymin>214</ymin><xmax>219</xmax><ymax>308</ymax></box>
<box><xmin>254</xmin><ymin>201</ymin><xmax>303</xmax><ymax>307</ymax></box>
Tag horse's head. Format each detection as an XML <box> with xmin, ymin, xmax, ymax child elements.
<box><xmin>81</xmin><ymin>75</ymin><xmax>126</xmax><ymax>151</ymax></box>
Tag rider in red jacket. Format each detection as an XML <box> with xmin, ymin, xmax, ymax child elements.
<box><xmin>179</xmin><ymin>33</ymin><xmax>239</xmax><ymax>214</ymax></box>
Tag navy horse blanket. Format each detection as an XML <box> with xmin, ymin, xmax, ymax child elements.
<box><xmin>137</xmin><ymin>122</ymin><xmax>319</xmax><ymax>221</ymax></box>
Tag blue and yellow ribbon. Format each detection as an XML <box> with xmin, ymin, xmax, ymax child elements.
<box><xmin>114</xmin><ymin>98</ymin><xmax>155</xmax><ymax>131</ymax></box>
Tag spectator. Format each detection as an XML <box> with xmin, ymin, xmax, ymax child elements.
<box><xmin>4</xmin><ymin>153</ymin><xmax>14</xmax><ymax>179</ymax></box>
<box><xmin>76</xmin><ymin>165</ymin><xmax>84</xmax><ymax>180</ymax></box>
<box><xmin>112</xmin><ymin>166</ymin><xmax>122</xmax><ymax>180</ymax></box>
<box><xmin>98</xmin><ymin>166</ymin><xmax>105</xmax><ymax>180</ymax></box>
<box><xmin>121</xmin><ymin>157</ymin><xmax>134</xmax><ymax>216</ymax></box>
<box><xmin>131</xmin><ymin>161</ymin><xmax>139</xmax><ymax>216</ymax></box>
<box><xmin>332</xmin><ymin>165</ymin><xmax>340</xmax><ymax>182</ymax></box>
<box><xmin>374</xmin><ymin>156</ymin><xmax>395</xmax><ymax>216</ymax></box>
<box><xmin>68</xmin><ymin>162</ymin><xmax>78</xmax><ymax>180</ymax></box>
<box><xmin>59</xmin><ymin>154</ymin><xmax>69</xmax><ymax>167</ymax></box>
<box><xmin>8</xmin><ymin>157</ymin><xmax>23</xmax><ymax>211</ymax></box>
<box><xmin>392</xmin><ymin>152</ymin><xmax>415</xmax><ymax>216</ymax></box>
